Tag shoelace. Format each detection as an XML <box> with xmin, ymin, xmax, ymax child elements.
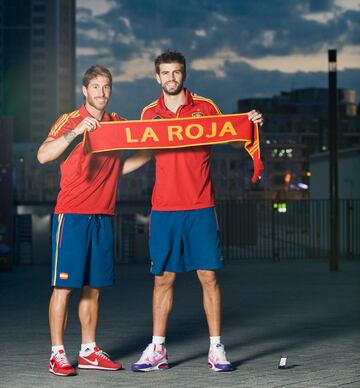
<box><xmin>55</xmin><ymin>352</ymin><xmax>70</xmax><ymax>366</ymax></box>
<box><xmin>140</xmin><ymin>344</ymin><xmax>165</xmax><ymax>362</ymax></box>
<box><xmin>95</xmin><ymin>349</ymin><xmax>111</xmax><ymax>360</ymax></box>
<box><xmin>211</xmin><ymin>345</ymin><xmax>228</xmax><ymax>363</ymax></box>
<box><xmin>139</xmin><ymin>345</ymin><xmax>153</xmax><ymax>361</ymax></box>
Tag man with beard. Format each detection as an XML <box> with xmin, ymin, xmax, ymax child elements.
<box><xmin>37</xmin><ymin>65</ymin><xmax>147</xmax><ymax>376</ymax></box>
<box><xmin>131</xmin><ymin>51</ymin><xmax>264</xmax><ymax>372</ymax></box>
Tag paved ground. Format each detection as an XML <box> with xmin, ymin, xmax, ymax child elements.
<box><xmin>1</xmin><ymin>259</ymin><xmax>359</xmax><ymax>387</ymax></box>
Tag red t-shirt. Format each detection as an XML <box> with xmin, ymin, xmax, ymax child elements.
<box><xmin>141</xmin><ymin>89</ymin><xmax>222</xmax><ymax>211</ymax></box>
<box><xmin>48</xmin><ymin>105</ymin><xmax>124</xmax><ymax>215</ymax></box>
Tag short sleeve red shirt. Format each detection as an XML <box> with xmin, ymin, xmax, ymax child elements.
<box><xmin>141</xmin><ymin>89</ymin><xmax>222</xmax><ymax>211</ymax></box>
<box><xmin>48</xmin><ymin>105</ymin><xmax>124</xmax><ymax>215</ymax></box>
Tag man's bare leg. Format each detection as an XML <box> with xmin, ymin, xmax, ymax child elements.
<box><xmin>197</xmin><ymin>269</ymin><xmax>233</xmax><ymax>371</ymax></box>
<box><xmin>49</xmin><ymin>287</ymin><xmax>72</xmax><ymax>346</ymax></box>
<box><xmin>78</xmin><ymin>286</ymin><xmax>100</xmax><ymax>344</ymax></box>
<box><xmin>153</xmin><ymin>272</ymin><xmax>176</xmax><ymax>336</ymax></box>
<box><xmin>196</xmin><ymin>270</ymin><xmax>221</xmax><ymax>336</ymax></box>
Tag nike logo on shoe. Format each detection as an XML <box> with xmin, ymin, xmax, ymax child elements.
<box><xmin>153</xmin><ymin>355</ymin><xmax>166</xmax><ymax>363</ymax></box>
<box><xmin>81</xmin><ymin>357</ymin><xmax>99</xmax><ymax>366</ymax></box>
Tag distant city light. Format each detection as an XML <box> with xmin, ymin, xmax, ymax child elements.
<box><xmin>271</xmin><ymin>148</ymin><xmax>294</xmax><ymax>158</ymax></box>
<box><xmin>286</xmin><ymin>148</ymin><xmax>293</xmax><ymax>157</ymax></box>
<box><xmin>284</xmin><ymin>173</ymin><xmax>291</xmax><ymax>183</ymax></box>
<box><xmin>273</xmin><ymin>202</ymin><xmax>287</xmax><ymax>213</ymax></box>
<box><xmin>298</xmin><ymin>182</ymin><xmax>309</xmax><ymax>190</ymax></box>
<box><xmin>306</xmin><ymin>171</ymin><xmax>311</xmax><ymax>176</ymax></box>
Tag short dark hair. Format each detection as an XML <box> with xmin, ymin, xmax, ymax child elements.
<box><xmin>154</xmin><ymin>51</ymin><xmax>186</xmax><ymax>76</ymax></box>
<box><xmin>82</xmin><ymin>65</ymin><xmax>112</xmax><ymax>88</ymax></box>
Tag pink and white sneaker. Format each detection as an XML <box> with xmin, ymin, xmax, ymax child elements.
<box><xmin>78</xmin><ymin>346</ymin><xmax>122</xmax><ymax>370</ymax></box>
<box><xmin>208</xmin><ymin>343</ymin><xmax>234</xmax><ymax>372</ymax></box>
<box><xmin>132</xmin><ymin>343</ymin><xmax>169</xmax><ymax>372</ymax></box>
<box><xmin>49</xmin><ymin>349</ymin><xmax>77</xmax><ymax>376</ymax></box>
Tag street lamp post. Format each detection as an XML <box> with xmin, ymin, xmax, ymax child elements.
<box><xmin>328</xmin><ymin>49</ymin><xmax>339</xmax><ymax>272</ymax></box>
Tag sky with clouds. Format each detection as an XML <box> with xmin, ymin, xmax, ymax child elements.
<box><xmin>76</xmin><ymin>0</ymin><xmax>360</xmax><ymax>118</ymax></box>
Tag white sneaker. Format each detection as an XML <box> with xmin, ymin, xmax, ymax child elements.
<box><xmin>131</xmin><ymin>343</ymin><xmax>169</xmax><ymax>372</ymax></box>
<box><xmin>208</xmin><ymin>343</ymin><xmax>234</xmax><ymax>372</ymax></box>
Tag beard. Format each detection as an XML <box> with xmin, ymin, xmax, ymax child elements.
<box><xmin>87</xmin><ymin>95</ymin><xmax>109</xmax><ymax>111</ymax></box>
<box><xmin>161</xmin><ymin>80</ymin><xmax>184</xmax><ymax>96</ymax></box>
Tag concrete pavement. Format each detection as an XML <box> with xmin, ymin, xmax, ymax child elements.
<box><xmin>1</xmin><ymin>259</ymin><xmax>359</xmax><ymax>387</ymax></box>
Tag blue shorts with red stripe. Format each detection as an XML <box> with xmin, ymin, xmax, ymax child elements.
<box><xmin>149</xmin><ymin>207</ymin><xmax>223</xmax><ymax>275</ymax></box>
<box><xmin>51</xmin><ymin>214</ymin><xmax>115</xmax><ymax>288</ymax></box>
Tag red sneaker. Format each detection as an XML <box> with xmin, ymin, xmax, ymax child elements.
<box><xmin>49</xmin><ymin>349</ymin><xmax>77</xmax><ymax>376</ymax></box>
<box><xmin>78</xmin><ymin>346</ymin><xmax>122</xmax><ymax>370</ymax></box>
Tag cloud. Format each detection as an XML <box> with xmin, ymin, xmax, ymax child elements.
<box><xmin>111</xmin><ymin>53</ymin><xmax>155</xmax><ymax>82</ymax></box>
<box><xmin>77</xmin><ymin>0</ymin><xmax>115</xmax><ymax>16</ymax></box>
<box><xmin>76</xmin><ymin>63</ymin><xmax>360</xmax><ymax>119</ymax></box>
<box><xmin>195</xmin><ymin>29</ymin><xmax>207</xmax><ymax>37</ymax></box>
<box><xmin>335</xmin><ymin>0</ymin><xmax>360</xmax><ymax>12</ymax></box>
<box><xmin>77</xmin><ymin>47</ymin><xmax>110</xmax><ymax>57</ymax></box>
<box><xmin>191</xmin><ymin>44</ymin><xmax>360</xmax><ymax>75</ymax></box>
<box><xmin>77</xmin><ymin>0</ymin><xmax>360</xmax><ymax>61</ymax></box>
<box><xmin>76</xmin><ymin>0</ymin><xmax>360</xmax><ymax>117</ymax></box>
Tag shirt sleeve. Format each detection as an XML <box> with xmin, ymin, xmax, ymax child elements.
<box><xmin>47</xmin><ymin>114</ymin><xmax>75</xmax><ymax>139</ymax></box>
<box><xmin>111</xmin><ymin>112</ymin><xmax>125</xmax><ymax>121</ymax></box>
<box><xmin>140</xmin><ymin>107</ymin><xmax>153</xmax><ymax>120</ymax></box>
<box><xmin>205</xmin><ymin>99</ymin><xmax>222</xmax><ymax>115</ymax></box>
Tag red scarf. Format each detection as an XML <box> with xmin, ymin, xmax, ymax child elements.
<box><xmin>83</xmin><ymin>113</ymin><xmax>263</xmax><ymax>182</ymax></box>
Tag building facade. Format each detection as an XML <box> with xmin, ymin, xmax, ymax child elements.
<box><xmin>238</xmin><ymin>87</ymin><xmax>360</xmax><ymax>198</ymax></box>
<box><xmin>0</xmin><ymin>0</ymin><xmax>75</xmax><ymax>143</ymax></box>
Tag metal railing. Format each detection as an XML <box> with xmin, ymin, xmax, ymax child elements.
<box><xmin>217</xmin><ymin>199</ymin><xmax>360</xmax><ymax>260</ymax></box>
<box><xmin>14</xmin><ymin>199</ymin><xmax>360</xmax><ymax>265</ymax></box>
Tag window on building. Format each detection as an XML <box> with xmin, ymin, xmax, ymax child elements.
<box><xmin>32</xmin><ymin>75</ymin><xmax>44</xmax><ymax>84</ymax></box>
<box><xmin>32</xmin><ymin>64</ymin><xmax>45</xmax><ymax>73</ymax></box>
<box><xmin>32</xmin><ymin>28</ymin><xmax>45</xmax><ymax>36</ymax></box>
<box><xmin>274</xmin><ymin>161</ymin><xmax>285</xmax><ymax>172</ymax></box>
<box><xmin>32</xmin><ymin>16</ymin><xmax>45</xmax><ymax>24</ymax></box>
<box><xmin>32</xmin><ymin>39</ymin><xmax>45</xmax><ymax>48</ymax></box>
<box><xmin>32</xmin><ymin>52</ymin><xmax>45</xmax><ymax>60</ymax></box>
<box><xmin>32</xmin><ymin>5</ymin><xmax>46</xmax><ymax>13</ymax></box>
<box><xmin>32</xmin><ymin>99</ymin><xmax>45</xmax><ymax>109</ymax></box>
<box><xmin>32</xmin><ymin>112</ymin><xmax>45</xmax><ymax>120</ymax></box>
<box><xmin>273</xmin><ymin>175</ymin><xmax>285</xmax><ymax>186</ymax></box>
<box><xmin>32</xmin><ymin>87</ymin><xmax>45</xmax><ymax>96</ymax></box>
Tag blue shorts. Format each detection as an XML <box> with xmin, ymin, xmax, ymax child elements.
<box><xmin>51</xmin><ymin>214</ymin><xmax>115</xmax><ymax>288</ymax></box>
<box><xmin>149</xmin><ymin>207</ymin><xmax>223</xmax><ymax>275</ymax></box>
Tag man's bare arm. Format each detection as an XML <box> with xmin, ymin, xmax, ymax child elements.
<box><xmin>37</xmin><ymin>117</ymin><xmax>100</xmax><ymax>164</ymax></box>
<box><xmin>121</xmin><ymin>150</ymin><xmax>153</xmax><ymax>175</ymax></box>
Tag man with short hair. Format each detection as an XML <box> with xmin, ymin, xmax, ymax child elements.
<box><xmin>37</xmin><ymin>65</ymin><xmax>146</xmax><ymax>376</ymax></box>
<box><xmin>131</xmin><ymin>51</ymin><xmax>264</xmax><ymax>372</ymax></box>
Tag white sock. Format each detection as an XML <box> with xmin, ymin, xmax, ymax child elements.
<box><xmin>51</xmin><ymin>344</ymin><xmax>65</xmax><ymax>355</ymax></box>
<box><xmin>80</xmin><ymin>342</ymin><xmax>96</xmax><ymax>355</ymax></box>
<box><xmin>152</xmin><ymin>336</ymin><xmax>165</xmax><ymax>350</ymax></box>
<box><xmin>210</xmin><ymin>336</ymin><xmax>221</xmax><ymax>346</ymax></box>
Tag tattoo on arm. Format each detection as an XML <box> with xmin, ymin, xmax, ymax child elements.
<box><xmin>63</xmin><ymin>130</ymin><xmax>77</xmax><ymax>144</ymax></box>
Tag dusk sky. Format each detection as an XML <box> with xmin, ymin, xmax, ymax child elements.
<box><xmin>76</xmin><ymin>0</ymin><xmax>360</xmax><ymax>118</ymax></box>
